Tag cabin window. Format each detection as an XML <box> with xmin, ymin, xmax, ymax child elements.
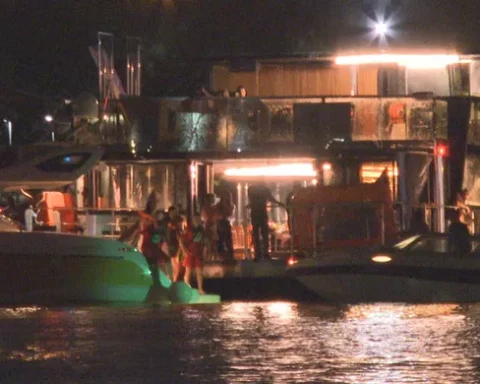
<box><xmin>360</xmin><ymin>161</ymin><xmax>398</xmax><ymax>200</ymax></box>
<box><xmin>36</xmin><ymin>153</ymin><xmax>90</xmax><ymax>173</ymax></box>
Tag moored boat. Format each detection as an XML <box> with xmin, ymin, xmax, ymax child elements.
<box><xmin>288</xmin><ymin>233</ymin><xmax>480</xmax><ymax>303</ymax></box>
<box><xmin>0</xmin><ymin>146</ymin><xmax>221</xmax><ymax>305</ymax></box>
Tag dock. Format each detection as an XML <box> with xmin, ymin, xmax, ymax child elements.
<box><xmin>200</xmin><ymin>257</ymin><xmax>319</xmax><ymax>301</ymax></box>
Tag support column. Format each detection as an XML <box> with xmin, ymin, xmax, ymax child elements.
<box><xmin>434</xmin><ymin>154</ymin><xmax>446</xmax><ymax>232</ymax></box>
<box><xmin>397</xmin><ymin>152</ymin><xmax>408</xmax><ymax>231</ymax></box>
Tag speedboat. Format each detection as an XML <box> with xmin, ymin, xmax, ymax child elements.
<box><xmin>287</xmin><ymin>233</ymin><xmax>480</xmax><ymax>303</ymax></box>
<box><xmin>0</xmin><ymin>229</ymin><xmax>154</xmax><ymax>304</ymax></box>
<box><xmin>0</xmin><ymin>146</ymin><xmax>220</xmax><ymax>305</ymax></box>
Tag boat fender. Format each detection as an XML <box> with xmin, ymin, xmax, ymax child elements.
<box><xmin>190</xmin><ymin>288</ymin><xmax>200</xmax><ymax>303</ymax></box>
<box><xmin>25</xmin><ymin>206</ymin><xmax>36</xmax><ymax>232</ymax></box>
<box><xmin>168</xmin><ymin>282</ymin><xmax>193</xmax><ymax>304</ymax></box>
<box><xmin>158</xmin><ymin>270</ymin><xmax>172</xmax><ymax>289</ymax></box>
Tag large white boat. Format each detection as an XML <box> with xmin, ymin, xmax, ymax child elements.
<box><xmin>0</xmin><ymin>146</ymin><xmax>220</xmax><ymax>305</ymax></box>
<box><xmin>288</xmin><ymin>233</ymin><xmax>480</xmax><ymax>303</ymax></box>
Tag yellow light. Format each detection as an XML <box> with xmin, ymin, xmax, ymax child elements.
<box><xmin>224</xmin><ymin>163</ymin><xmax>317</xmax><ymax>177</ymax></box>
<box><xmin>335</xmin><ymin>54</ymin><xmax>461</xmax><ymax>69</ymax></box>
<box><xmin>371</xmin><ymin>254</ymin><xmax>392</xmax><ymax>263</ymax></box>
<box><xmin>322</xmin><ymin>162</ymin><xmax>332</xmax><ymax>171</ymax></box>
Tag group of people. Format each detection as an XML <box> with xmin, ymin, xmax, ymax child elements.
<box><xmin>195</xmin><ymin>84</ymin><xmax>248</xmax><ymax>99</ymax></box>
<box><xmin>200</xmin><ymin>190</ymin><xmax>235</xmax><ymax>263</ymax></box>
<box><xmin>122</xmin><ymin>191</ymin><xmax>208</xmax><ymax>294</ymax></box>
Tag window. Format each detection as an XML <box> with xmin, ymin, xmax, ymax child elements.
<box><xmin>36</xmin><ymin>153</ymin><xmax>90</xmax><ymax>173</ymax></box>
<box><xmin>360</xmin><ymin>161</ymin><xmax>398</xmax><ymax>200</ymax></box>
<box><xmin>409</xmin><ymin>236</ymin><xmax>449</xmax><ymax>253</ymax></box>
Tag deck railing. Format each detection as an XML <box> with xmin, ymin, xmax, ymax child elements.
<box><xmin>26</xmin><ymin>202</ymin><xmax>478</xmax><ymax>259</ymax></box>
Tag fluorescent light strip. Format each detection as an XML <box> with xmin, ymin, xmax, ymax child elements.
<box><xmin>224</xmin><ymin>163</ymin><xmax>317</xmax><ymax>177</ymax></box>
<box><xmin>335</xmin><ymin>54</ymin><xmax>461</xmax><ymax>69</ymax></box>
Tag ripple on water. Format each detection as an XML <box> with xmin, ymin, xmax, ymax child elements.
<box><xmin>0</xmin><ymin>302</ymin><xmax>480</xmax><ymax>383</ymax></box>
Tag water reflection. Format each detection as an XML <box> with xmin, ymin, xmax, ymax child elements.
<box><xmin>1</xmin><ymin>303</ymin><xmax>480</xmax><ymax>383</ymax></box>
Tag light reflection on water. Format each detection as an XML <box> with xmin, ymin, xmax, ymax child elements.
<box><xmin>1</xmin><ymin>302</ymin><xmax>480</xmax><ymax>383</ymax></box>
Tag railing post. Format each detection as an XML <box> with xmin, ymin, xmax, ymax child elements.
<box><xmin>243</xmin><ymin>205</ymin><xmax>249</xmax><ymax>260</ymax></box>
<box><xmin>434</xmin><ymin>153</ymin><xmax>446</xmax><ymax>232</ymax></box>
<box><xmin>111</xmin><ymin>209</ymin><xmax>115</xmax><ymax>237</ymax></box>
<box><xmin>312</xmin><ymin>203</ymin><xmax>317</xmax><ymax>255</ymax></box>
<box><xmin>289</xmin><ymin>204</ymin><xmax>294</xmax><ymax>257</ymax></box>
<box><xmin>381</xmin><ymin>202</ymin><xmax>385</xmax><ymax>245</ymax></box>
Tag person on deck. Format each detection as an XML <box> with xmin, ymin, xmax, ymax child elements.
<box><xmin>166</xmin><ymin>205</ymin><xmax>182</xmax><ymax>282</ymax></box>
<box><xmin>285</xmin><ymin>181</ymin><xmax>303</xmax><ymax>235</ymax></box>
<box><xmin>180</xmin><ymin>212</ymin><xmax>207</xmax><ymax>294</ymax></box>
<box><xmin>456</xmin><ymin>188</ymin><xmax>474</xmax><ymax>234</ymax></box>
<box><xmin>201</xmin><ymin>193</ymin><xmax>218</xmax><ymax>260</ymax></box>
<box><xmin>448</xmin><ymin>208</ymin><xmax>471</xmax><ymax>254</ymax></box>
<box><xmin>215</xmin><ymin>189</ymin><xmax>235</xmax><ymax>264</ymax></box>
<box><xmin>247</xmin><ymin>182</ymin><xmax>285</xmax><ymax>261</ymax></box>
<box><xmin>137</xmin><ymin>190</ymin><xmax>170</xmax><ymax>284</ymax></box>
<box><xmin>408</xmin><ymin>209</ymin><xmax>430</xmax><ymax>234</ymax></box>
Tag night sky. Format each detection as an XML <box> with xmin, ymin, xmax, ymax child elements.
<box><xmin>2</xmin><ymin>0</ymin><xmax>480</xmax><ymax>99</ymax></box>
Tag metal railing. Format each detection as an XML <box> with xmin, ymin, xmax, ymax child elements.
<box><xmin>24</xmin><ymin>202</ymin><xmax>478</xmax><ymax>258</ymax></box>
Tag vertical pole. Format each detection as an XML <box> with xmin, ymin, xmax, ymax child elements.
<box><xmin>136</xmin><ymin>40</ymin><xmax>141</xmax><ymax>96</ymax></box>
<box><xmin>289</xmin><ymin>204</ymin><xmax>294</xmax><ymax>257</ymax></box>
<box><xmin>397</xmin><ymin>152</ymin><xmax>408</xmax><ymax>231</ymax></box>
<box><xmin>244</xmin><ymin>182</ymin><xmax>249</xmax><ymax>259</ymax></box>
<box><xmin>350</xmin><ymin>65</ymin><xmax>358</xmax><ymax>96</ymax></box>
<box><xmin>381</xmin><ymin>203</ymin><xmax>385</xmax><ymax>245</ymax></box>
<box><xmin>434</xmin><ymin>153</ymin><xmax>446</xmax><ymax>232</ymax></box>
<box><xmin>7</xmin><ymin>120</ymin><xmax>12</xmax><ymax>146</ymax></box>
<box><xmin>312</xmin><ymin>203</ymin><xmax>317</xmax><ymax>255</ymax></box>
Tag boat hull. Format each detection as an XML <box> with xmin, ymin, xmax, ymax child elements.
<box><xmin>0</xmin><ymin>232</ymin><xmax>153</xmax><ymax>305</ymax></box>
<box><xmin>290</xmin><ymin>251</ymin><xmax>480</xmax><ymax>303</ymax></box>
<box><xmin>297</xmin><ymin>272</ymin><xmax>480</xmax><ymax>303</ymax></box>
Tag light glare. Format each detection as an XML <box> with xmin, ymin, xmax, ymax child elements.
<box><xmin>375</xmin><ymin>22</ymin><xmax>387</xmax><ymax>36</ymax></box>
<box><xmin>224</xmin><ymin>163</ymin><xmax>317</xmax><ymax>177</ymax></box>
<box><xmin>335</xmin><ymin>54</ymin><xmax>461</xmax><ymax>69</ymax></box>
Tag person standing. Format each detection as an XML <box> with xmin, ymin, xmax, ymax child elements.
<box><xmin>285</xmin><ymin>181</ymin><xmax>303</xmax><ymax>235</ymax></box>
<box><xmin>137</xmin><ymin>190</ymin><xmax>166</xmax><ymax>285</ymax></box>
<box><xmin>181</xmin><ymin>213</ymin><xmax>207</xmax><ymax>294</ymax></box>
<box><xmin>448</xmin><ymin>208</ymin><xmax>471</xmax><ymax>254</ymax></box>
<box><xmin>215</xmin><ymin>189</ymin><xmax>235</xmax><ymax>264</ymax></box>
<box><xmin>456</xmin><ymin>188</ymin><xmax>474</xmax><ymax>234</ymax></box>
<box><xmin>247</xmin><ymin>182</ymin><xmax>285</xmax><ymax>260</ymax></box>
<box><xmin>201</xmin><ymin>193</ymin><xmax>218</xmax><ymax>260</ymax></box>
<box><xmin>166</xmin><ymin>205</ymin><xmax>182</xmax><ymax>282</ymax></box>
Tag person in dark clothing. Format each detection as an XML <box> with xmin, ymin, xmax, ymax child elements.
<box><xmin>285</xmin><ymin>182</ymin><xmax>303</xmax><ymax>235</ymax></box>
<box><xmin>215</xmin><ymin>189</ymin><xmax>235</xmax><ymax>263</ymax></box>
<box><xmin>409</xmin><ymin>209</ymin><xmax>430</xmax><ymax>234</ymax></box>
<box><xmin>247</xmin><ymin>182</ymin><xmax>285</xmax><ymax>260</ymax></box>
<box><xmin>448</xmin><ymin>209</ymin><xmax>471</xmax><ymax>254</ymax></box>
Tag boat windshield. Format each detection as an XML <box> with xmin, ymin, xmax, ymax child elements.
<box><xmin>392</xmin><ymin>235</ymin><xmax>421</xmax><ymax>250</ymax></box>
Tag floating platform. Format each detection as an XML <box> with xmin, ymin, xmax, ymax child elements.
<box><xmin>147</xmin><ymin>273</ymin><xmax>221</xmax><ymax>305</ymax></box>
<box><xmin>199</xmin><ymin>258</ymin><xmax>318</xmax><ymax>301</ymax></box>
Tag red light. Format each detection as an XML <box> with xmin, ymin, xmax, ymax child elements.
<box><xmin>435</xmin><ymin>144</ymin><xmax>448</xmax><ymax>157</ymax></box>
<box><xmin>287</xmin><ymin>256</ymin><xmax>298</xmax><ymax>266</ymax></box>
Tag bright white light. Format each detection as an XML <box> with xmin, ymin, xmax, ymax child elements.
<box><xmin>375</xmin><ymin>22</ymin><xmax>387</xmax><ymax>36</ymax></box>
<box><xmin>44</xmin><ymin>115</ymin><xmax>53</xmax><ymax>123</ymax></box>
<box><xmin>335</xmin><ymin>54</ymin><xmax>461</xmax><ymax>69</ymax></box>
<box><xmin>371</xmin><ymin>254</ymin><xmax>392</xmax><ymax>263</ymax></box>
<box><xmin>224</xmin><ymin>163</ymin><xmax>317</xmax><ymax>177</ymax></box>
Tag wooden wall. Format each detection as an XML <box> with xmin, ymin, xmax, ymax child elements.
<box><xmin>211</xmin><ymin>62</ymin><xmax>380</xmax><ymax>97</ymax></box>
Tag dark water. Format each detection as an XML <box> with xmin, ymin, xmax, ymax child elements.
<box><xmin>1</xmin><ymin>302</ymin><xmax>480</xmax><ymax>383</ymax></box>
